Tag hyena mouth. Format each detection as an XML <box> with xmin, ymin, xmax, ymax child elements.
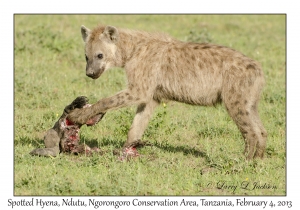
<box><xmin>89</xmin><ymin>66</ymin><xmax>106</xmax><ymax>79</ymax></box>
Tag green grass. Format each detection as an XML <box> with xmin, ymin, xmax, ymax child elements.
<box><xmin>14</xmin><ymin>14</ymin><xmax>286</xmax><ymax>195</ymax></box>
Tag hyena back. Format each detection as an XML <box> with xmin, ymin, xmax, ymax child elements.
<box><xmin>68</xmin><ymin>25</ymin><xmax>267</xmax><ymax>159</ymax></box>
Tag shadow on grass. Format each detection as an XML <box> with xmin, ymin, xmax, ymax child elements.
<box><xmin>153</xmin><ymin>141</ymin><xmax>208</xmax><ymax>158</ymax></box>
<box><xmin>16</xmin><ymin>136</ymin><xmax>108</xmax><ymax>150</ymax></box>
<box><xmin>92</xmin><ymin>137</ymin><xmax>209</xmax><ymax>159</ymax></box>
<box><xmin>80</xmin><ymin>137</ymin><xmax>100</xmax><ymax>148</ymax></box>
<box><xmin>85</xmin><ymin>136</ymin><xmax>209</xmax><ymax>159</ymax></box>
<box><xmin>82</xmin><ymin>136</ymin><xmax>124</xmax><ymax>148</ymax></box>
<box><xmin>18</xmin><ymin>135</ymin><xmax>208</xmax><ymax>159</ymax></box>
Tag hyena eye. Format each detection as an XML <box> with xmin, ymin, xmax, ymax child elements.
<box><xmin>97</xmin><ymin>54</ymin><xmax>103</xmax><ymax>59</ymax></box>
<box><xmin>85</xmin><ymin>55</ymin><xmax>88</xmax><ymax>62</ymax></box>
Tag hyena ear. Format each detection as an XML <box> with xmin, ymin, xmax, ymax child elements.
<box><xmin>81</xmin><ymin>25</ymin><xmax>91</xmax><ymax>42</ymax></box>
<box><xmin>103</xmin><ymin>26</ymin><xmax>119</xmax><ymax>43</ymax></box>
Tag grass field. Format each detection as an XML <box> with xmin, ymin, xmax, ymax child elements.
<box><xmin>14</xmin><ymin>14</ymin><xmax>286</xmax><ymax>195</ymax></box>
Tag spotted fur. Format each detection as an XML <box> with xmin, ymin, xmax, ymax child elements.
<box><xmin>68</xmin><ymin>25</ymin><xmax>267</xmax><ymax>159</ymax></box>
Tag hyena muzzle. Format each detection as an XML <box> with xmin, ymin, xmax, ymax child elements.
<box><xmin>68</xmin><ymin>24</ymin><xmax>267</xmax><ymax>160</ymax></box>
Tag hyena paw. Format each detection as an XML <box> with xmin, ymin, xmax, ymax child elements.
<box><xmin>71</xmin><ymin>96</ymin><xmax>89</xmax><ymax>109</ymax></box>
<box><xmin>64</xmin><ymin>96</ymin><xmax>89</xmax><ymax>114</ymax></box>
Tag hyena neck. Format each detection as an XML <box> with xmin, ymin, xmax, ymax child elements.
<box><xmin>116</xmin><ymin>29</ymin><xmax>172</xmax><ymax>67</ymax></box>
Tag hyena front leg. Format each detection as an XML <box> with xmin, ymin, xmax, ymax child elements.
<box><xmin>67</xmin><ymin>89</ymin><xmax>143</xmax><ymax>125</ymax></box>
<box><xmin>124</xmin><ymin>99</ymin><xmax>159</xmax><ymax>148</ymax></box>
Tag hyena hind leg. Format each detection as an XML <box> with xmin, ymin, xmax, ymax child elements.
<box><xmin>224</xmin><ymin>99</ymin><xmax>266</xmax><ymax>160</ymax></box>
<box><xmin>252</xmin><ymin>108</ymin><xmax>267</xmax><ymax>158</ymax></box>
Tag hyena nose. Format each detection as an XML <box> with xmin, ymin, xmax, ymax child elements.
<box><xmin>86</xmin><ymin>71</ymin><xmax>95</xmax><ymax>78</ymax></box>
<box><xmin>86</xmin><ymin>64</ymin><xmax>95</xmax><ymax>78</ymax></box>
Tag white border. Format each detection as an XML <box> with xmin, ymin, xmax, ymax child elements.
<box><xmin>2</xmin><ymin>0</ymin><xmax>299</xmax><ymax>209</ymax></box>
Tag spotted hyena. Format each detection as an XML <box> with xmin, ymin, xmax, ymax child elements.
<box><xmin>68</xmin><ymin>24</ymin><xmax>267</xmax><ymax>159</ymax></box>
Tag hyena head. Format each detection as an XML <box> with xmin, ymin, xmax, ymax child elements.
<box><xmin>81</xmin><ymin>25</ymin><xmax>119</xmax><ymax>79</ymax></box>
